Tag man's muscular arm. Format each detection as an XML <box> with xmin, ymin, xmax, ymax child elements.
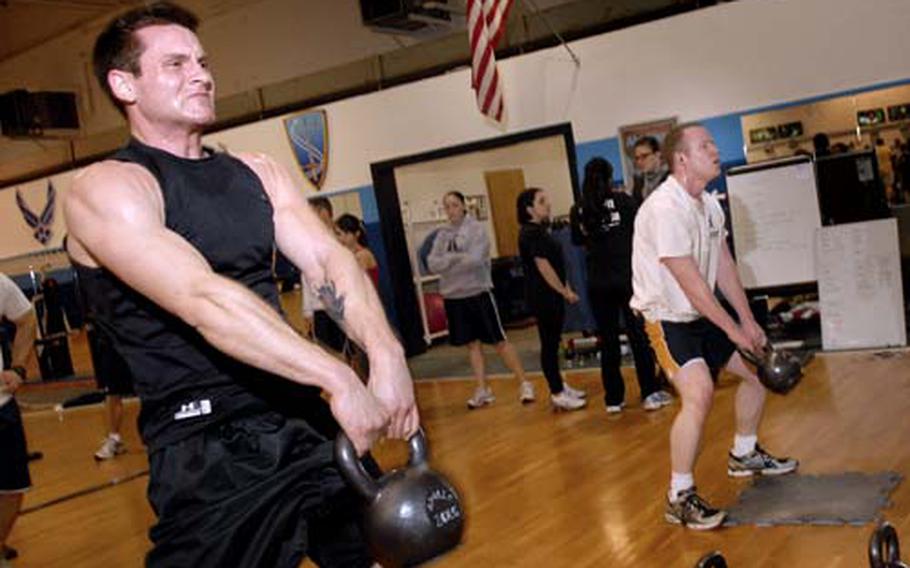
<box><xmin>64</xmin><ymin>161</ymin><xmax>387</xmax><ymax>453</ymax></box>
<box><xmin>238</xmin><ymin>153</ymin><xmax>419</xmax><ymax>440</ymax></box>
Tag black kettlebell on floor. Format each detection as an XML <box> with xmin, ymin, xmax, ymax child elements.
<box><xmin>738</xmin><ymin>344</ymin><xmax>803</xmax><ymax>395</ymax></box>
<box><xmin>870</xmin><ymin>521</ymin><xmax>908</xmax><ymax>567</ymax></box>
<box><xmin>696</xmin><ymin>551</ymin><xmax>728</xmax><ymax>567</ymax></box>
<box><xmin>335</xmin><ymin>430</ymin><xmax>464</xmax><ymax>567</ymax></box>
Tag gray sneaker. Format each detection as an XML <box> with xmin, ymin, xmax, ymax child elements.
<box><xmin>654</xmin><ymin>390</ymin><xmax>673</xmax><ymax>404</ymax></box>
<box><xmin>642</xmin><ymin>391</ymin><xmax>672</xmax><ymax>411</ymax></box>
<box><xmin>728</xmin><ymin>444</ymin><xmax>798</xmax><ymax>477</ymax></box>
<box><xmin>665</xmin><ymin>487</ymin><xmax>726</xmax><ymax>530</ymax></box>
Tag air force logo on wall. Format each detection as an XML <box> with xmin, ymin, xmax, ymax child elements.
<box><xmin>16</xmin><ymin>181</ymin><xmax>56</xmax><ymax>245</ymax></box>
<box><xmin>285</xmin><ymin>110</ymin><xmax>328</xmax><ymax>190</ymax></box>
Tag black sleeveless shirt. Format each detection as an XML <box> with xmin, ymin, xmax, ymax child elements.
<box><xmin>74</xmin><ymin>138</ymin><xmax>317</xmax><ymax>451</ymax></box>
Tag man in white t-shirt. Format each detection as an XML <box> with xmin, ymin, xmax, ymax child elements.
<box><xmin>631</xmin><ymin>123</ymin><xmax>798</xmax><ymax>530</ymax></box>
<box><xmin>0</xmin><ymin>273</ymin><xmax>38</xmax><ymax>565</ymax></box>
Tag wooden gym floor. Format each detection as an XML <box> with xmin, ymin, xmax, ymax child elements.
<box><xmin>7</xmin><ymin>345</ymin><xmax>910</xmax><ymax>567</ymax></box>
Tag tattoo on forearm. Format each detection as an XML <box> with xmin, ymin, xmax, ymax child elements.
<box><xmin>317</xmin><ymin>280</ymin><xmax>346</xmax><ymax>325</ymax></box>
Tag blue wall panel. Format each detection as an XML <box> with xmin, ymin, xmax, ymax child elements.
<box><xmin>352</xmin><ymin>184</ymin><xmax>400</xmax><ymax>331</ymax></box>
<box><xmin>574</xmin><ymin>137</ymin><xmax>624</xmax><ymax>187</ymax></box>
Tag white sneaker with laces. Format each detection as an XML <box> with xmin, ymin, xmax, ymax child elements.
<box><xmin>562</xmin><ymin>382</ymin><xmax>587</xmax><ymax>399</ymax></box>
<box><xmin>728</xmin><ymin>444</ymin><xmax>799</xmax><ymax>477</ymax></box>
<box><xmin>551</xmin><ymin>391</ymin><xmax>586</xmax><ymax>411</ymax></box>
<box><xmin>467</xmin><ymin>386</ymin><xmax>495</xmax><ymax>409</ymax></box>
<box><xmin>94</xmin><ymin>435</ymin><xmax>126</xmax><ymax>461</ymax></box>
<box><xmin>665</xmin><ymin>487</ymin><xmax>726</xmax><ymax>530</ymax></box>
<box><xmin>519</xmin><ymin>381</ymin><xmax>536</xmax><ymax>404</ymax></box>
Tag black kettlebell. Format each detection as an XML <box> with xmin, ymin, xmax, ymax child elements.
<box><xmin>870</xmin><ymin>522</ymin><xmax>907</xmax><ymax>568</ymax></box>
<box><xmin>696</xmin><ymin>551</ymin><xmax>728</xmax><ymax>567</ymax></box>
<box><xmin>738</xmin><ymin>344</ymin><xmax>803</xmax><ymax>395</ymax></box>
<box><xmin>335</xmin><ymin>430</ymin><xmax>464</xmax><ymax>567</ymax></box>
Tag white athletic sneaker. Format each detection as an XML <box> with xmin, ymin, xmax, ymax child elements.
<box><xmin>642</xmin><ymin>390</ymin><xmax>673</xmax><ymax>411</ymax></box>
<box><xmin>605</xmin><ymin>402</ymin><xmax>625</xmax><ymax>414</ymax></box>
<box><xmin>94</xmin><ymin>434</ymin><xmax>126</xmax><ymax>461</ymax></box>
<box><xmin>551</xmin><ymin>391</ymin><xmax>586</xmax><ymax>411</ymax></box>
<box><xmin>467</xmin><ymin>386</ymin><xmax>495</xmax><ymax>409</ymax></box>
<box><xmin>519</xmin><ymin>381</ymin><xmax>536</xmax><ymax>404</ymax></box>
<box><xmin>562</xmin><ymin>382</ymin><xmax>587</xmax><ymax>399</ymax></box>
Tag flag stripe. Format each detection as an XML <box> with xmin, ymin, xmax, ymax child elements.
<box><xmin>467</xmin><ymin>0</ymin><xmax>513</xmax><ymax>122</ymax></box>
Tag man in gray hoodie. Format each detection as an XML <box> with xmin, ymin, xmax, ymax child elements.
<box><xmin>428</xmin><ymin>191</ymin><xmax>536</xmax><ymax>408</ymax></box>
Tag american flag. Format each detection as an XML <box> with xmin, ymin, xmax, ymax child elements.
<box><xmin>467</xmin><ymin>0</ymin><xmax>514</xmax><ymax>122</ymax></box>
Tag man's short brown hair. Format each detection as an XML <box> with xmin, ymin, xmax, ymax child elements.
<box><xmin>93</xmin><ymin>2</ymin><xmax>199</xmax><ymax>114</ymax></box>
<box><xmin>663</xmin><ymin>122</ymin><xmax>704</xmax><ymax>173</ymax></box>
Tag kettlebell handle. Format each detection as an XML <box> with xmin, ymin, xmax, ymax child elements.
<box><xmin>738</xmin><ymin>344</ymin><xmax>771</xmax><ymax>368</ymax></box>
<box><xmin>408</xmin><ymin>428</ymin><xmax>429</xmax><ymax>467</ymax></box>
<box><xmin>334</xmin><ymin>429</ymin><xmax>430</xmax><ymax>501</ymax></box>
<box><xmin>870</xmin><ymin>521</ymin><xmax>901</xmax><ymax>568</ymax></box>
<box><xmin>695</xmin><ymin>551</ymin><xmax>728</xmax><ymax>568</ymax></box>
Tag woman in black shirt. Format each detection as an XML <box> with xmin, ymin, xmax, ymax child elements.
<box><xmin>517</xmin><ymin>188</ymin><xmax>586</xmax><ymax>411</ymax></box>
<box><xmin>570</xmin><ymin>158</ymin><xmax>670</xmax><ymax>414</ymax></box>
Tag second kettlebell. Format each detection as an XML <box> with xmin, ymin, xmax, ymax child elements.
<box><xmin>335</xmin><ymin>430</ymin><xmax>464</xmax><ymax>567</ymax></box>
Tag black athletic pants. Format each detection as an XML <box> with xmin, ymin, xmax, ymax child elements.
<box><xmin>588</xmin><ymin>284</ymin><xmax>658</xmax><ymax>407</ymax></box>
<box><xmin>146</xmin><ymin>410</ymin><xmax>374</xmax><ymax>568</ymax></box>
<box><xmin>532</xmin><ymin>300</ymin><xmax>565</xmax><ymax>395</ymax></box>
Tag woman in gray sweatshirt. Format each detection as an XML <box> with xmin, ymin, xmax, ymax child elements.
<box><xmin>427</xmin><ymin>191</ymin><xmax>535</xmax><ymax>409</ymax></box>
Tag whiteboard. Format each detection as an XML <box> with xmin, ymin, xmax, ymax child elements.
<box><xmin>726</xmin><ymin>158</ymin><xmax>822</xmax><ymax>289</ymax></box>
<box><xmin>816</xmin><ymin>219</ymin><xmax>906</xmax><ymax>351</ymax></box>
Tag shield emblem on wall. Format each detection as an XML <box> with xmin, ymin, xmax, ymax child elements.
<box><xmin>285</xmin><ymin>110</ymin><xmax>328</xmax><ymax>190</ymax></box>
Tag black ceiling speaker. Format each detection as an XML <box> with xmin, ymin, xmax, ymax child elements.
<box><xmin>0</xmin><ymin>89</ymin><xmax>80</xmax><ymax>138</ymax></box>
<box><xmin>360</xmin><ymin>0</ymin><xmax>451</xmax><ymax>34</ymax></box>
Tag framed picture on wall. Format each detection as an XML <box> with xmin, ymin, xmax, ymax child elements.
<box><xmin>465</xmin><ymin>194</ymin><xmax>488</xmax><ymax>220</ymax></box>
<box><xmin>887</xmin><ymin>103</ymin><xmax>910</xmax><ymax>122</ymax></box>
<box><xmin>857</xmin><ymin>108</ymin><xmax>886</xmax><ymax>127</ymax></box>
<box><xmin>749</xmin><ymin>126</ymin><xmax>779</xmax><ymax>145</ymax></box>
<box><xmin>618</xmin><ymin>117</ymin><xmax>677</xmax><ymax>185</ymax></box>
<box><xmin>776</xmin><ymin>121</ymin><xmax>804</xmax><ymax>139</ymax></box>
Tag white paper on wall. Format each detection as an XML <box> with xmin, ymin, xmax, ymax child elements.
<box><xmin>816</xmin><ymin>219</ymin><xmax>906</xmax><ymax>351</ymax></box>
